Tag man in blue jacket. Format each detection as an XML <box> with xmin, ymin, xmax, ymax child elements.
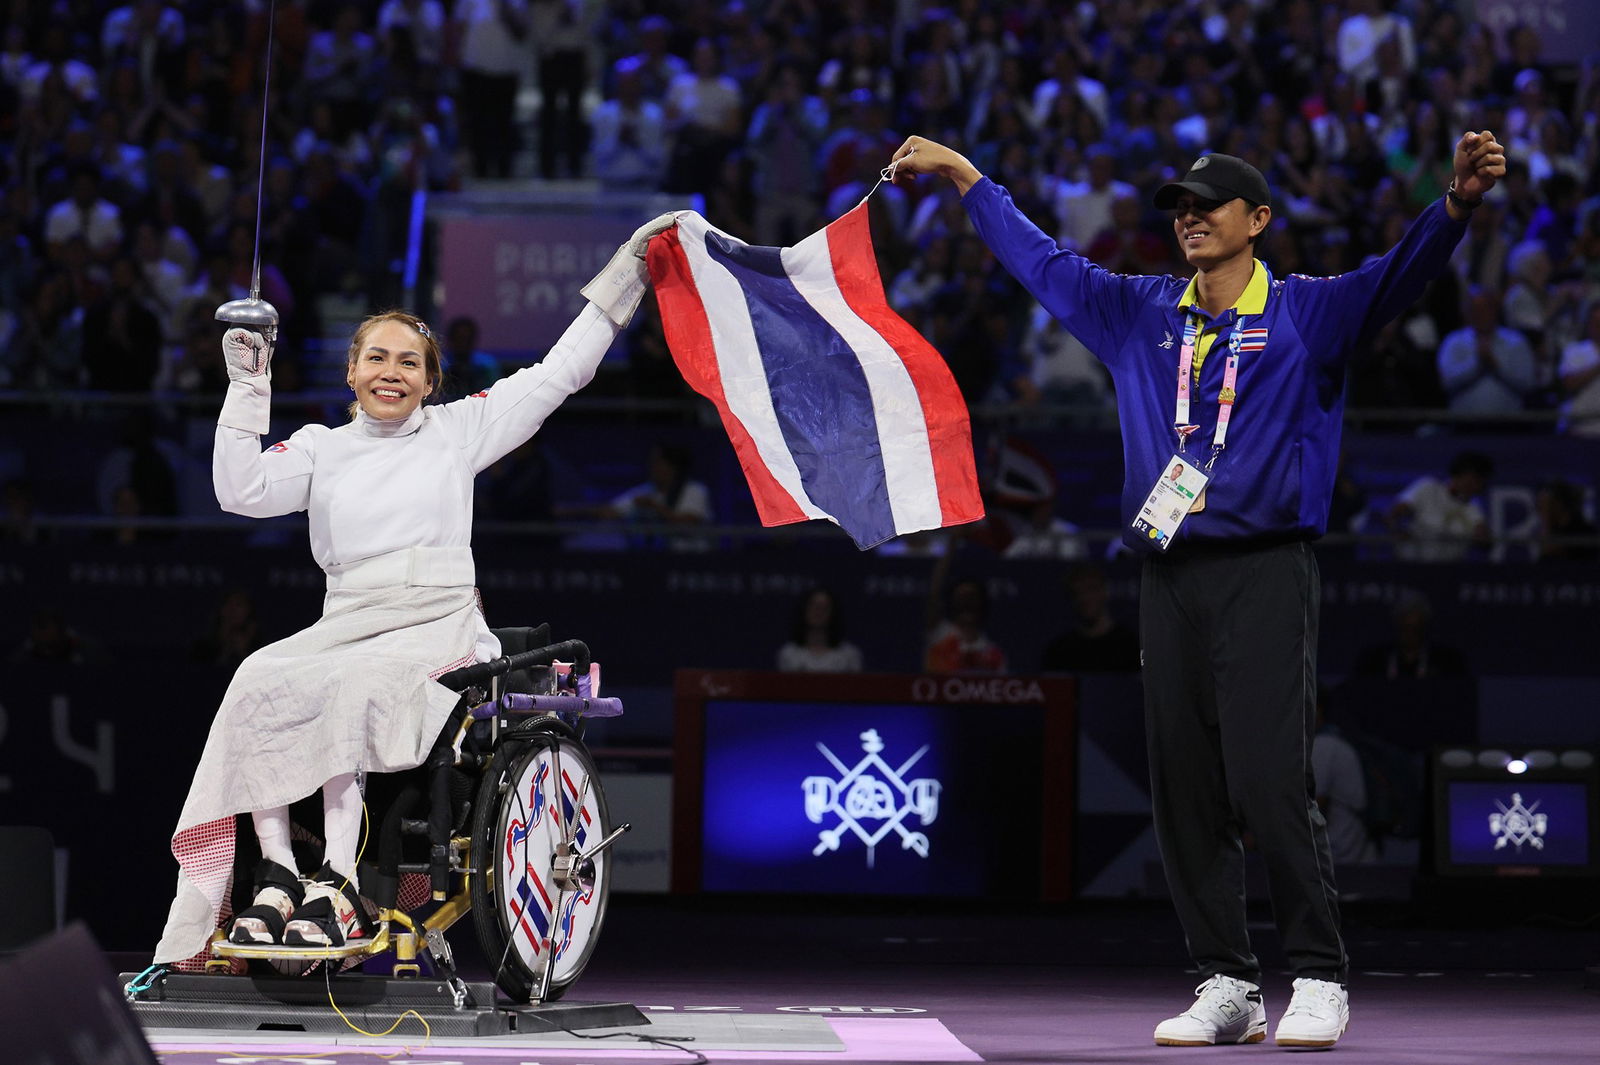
<box><xmin>889</xmin><ymin>131</ymin><xmax>1506</xmax><ymax>1048</ymax></box>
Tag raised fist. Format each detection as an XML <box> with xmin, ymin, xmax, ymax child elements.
<box><xmin>222</xmin><ymin>327</ymin><xmax>273</xmax><ymax>381</ymax></box>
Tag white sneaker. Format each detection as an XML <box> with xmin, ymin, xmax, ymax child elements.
<box><xmin>1274</xmin><ymin>978</ymin><xmax>1349</xmax><ymax>1048</ymax></box>
<box><xmin>1154</xmin><ymin>974</ymin><xmax>1267</xmax><ymax>1046</ymax></box>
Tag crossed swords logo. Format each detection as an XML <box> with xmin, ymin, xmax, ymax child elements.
<box><xmin>803</xmin><ymin>728</ymin><xmax>941</xmax><ymax>867</ymax></box>
<box><xmin>1489</xmin><ymin>792</ymin><xmax>1548</xmax><ymax>851</ymax></box>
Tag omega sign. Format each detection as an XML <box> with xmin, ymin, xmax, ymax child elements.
<box><xmin>910</xmin><ymin>676</ymin><xmax>1046</xmax><ymax>704</ymax></box>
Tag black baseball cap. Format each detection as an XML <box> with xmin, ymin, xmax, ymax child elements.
<box><xmin>1154</xmin><ymin>153</ymin><xmax>1272</xmax><ymax>210</ymax></box>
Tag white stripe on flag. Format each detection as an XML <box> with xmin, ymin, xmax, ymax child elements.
<box><xmin>781</xmin><ymin>232</ymin><xmax>943</xmax><ymax>536</ymax></box>
<box><xmin>676</xmin><ymin>216</ymin><xmax>828</xmax><ymax>522</ymax></box>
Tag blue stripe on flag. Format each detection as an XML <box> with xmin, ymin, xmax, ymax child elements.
<box><xmin>703</xmin><ymin>233</ymin><xmax>896</xmax><ymax>546</ymax></box>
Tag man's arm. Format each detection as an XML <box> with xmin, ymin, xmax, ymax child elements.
<box><xmin>887</xmin><ymin>136</ymin><xmax>1166</xmax><ymax>364</ymax></box>
<box><xmin>1291</xmin><ymin>131</ymin><xmax>1507</xmax><ymax>365</ymax></box>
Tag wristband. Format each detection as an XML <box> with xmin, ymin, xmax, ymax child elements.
<box><xmin>1446</xmin><ymin>180</ymin><xmax>1483</xmax><ymax>211</ymax></box>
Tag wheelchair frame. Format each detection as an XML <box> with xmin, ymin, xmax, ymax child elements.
<box><xmin>204</xmin><ymin>626</ymin><xmax>629</xmax><ymax>1006</ymax></box>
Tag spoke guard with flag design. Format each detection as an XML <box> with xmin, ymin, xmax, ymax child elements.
<box><xmin>647</xmin><ymin>204</ymin><xmax>984</xmax><ymax>549</ymax></box>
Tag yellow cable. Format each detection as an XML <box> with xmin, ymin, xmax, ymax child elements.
<box><xmin>322</xmin><ymin>799</ymin><xmax>434</xmax><ymax>1048</ymax></box>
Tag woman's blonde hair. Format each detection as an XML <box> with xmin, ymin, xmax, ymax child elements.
<box><xmin>345</xmin><ymin>310</ymin><xmax>443</xmax><ymax>419</ymax></box>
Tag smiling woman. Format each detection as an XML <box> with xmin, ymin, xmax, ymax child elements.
<box><xmin>153</xmin><ymin>212</ymin><xmax>680</xmax><ymax>968</ymax></box>
<box><xmin>344</xmin><ymin>312</ymin><xmax>444</xmax><ymax>421</ymax></box>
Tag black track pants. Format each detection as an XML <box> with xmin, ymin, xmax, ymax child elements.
<box><xmin>1140</xmin><ymin>540</ymin><xmax>1347</xmax><ymax>985</ymax></box>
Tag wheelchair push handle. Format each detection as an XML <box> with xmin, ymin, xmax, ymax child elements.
<box><xmin>435</xmin><ymin>639</ymin><xmax>592</xmax><ymax>692</ymax></box>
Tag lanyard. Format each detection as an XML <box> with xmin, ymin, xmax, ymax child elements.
<box><xmin>1174</xmin><ymin>311</ymin><xmax>1242</xmax><ymax>468</ymax></box>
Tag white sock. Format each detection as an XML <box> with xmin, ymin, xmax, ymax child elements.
<box><xmin>252</xmin><ymin>806</ymin><xmax>297</xmax><ymax>874</ymax></box>
<box><xmin>322</xmin><ymin>772</ymin><xmax>363</xmax><ymax>889</ymax></box>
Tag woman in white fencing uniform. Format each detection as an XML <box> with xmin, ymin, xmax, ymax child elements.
<box><xmin>153</xmin><ymin>215</ymin><xmax>676</xmax><ymax>962</ymax></box>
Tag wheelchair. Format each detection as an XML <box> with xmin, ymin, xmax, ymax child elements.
<box><xmin>202</xmin><ymin>624</ymin><xmax>629</xmax><ymax>1006</ymax></box>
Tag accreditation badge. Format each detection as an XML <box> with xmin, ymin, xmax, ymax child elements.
<box><xmin>1130</xmin><ymin>454</ymin><xmax>1211</xmax><ymax>551</ymax></box>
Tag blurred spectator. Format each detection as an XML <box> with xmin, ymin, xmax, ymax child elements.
<box><xmin>612</xmin><ymin>13</ymin><xmax>687</xmax><ymax>102</ymax></box>
<box><xmin>476</xmin><ymin>436</ymin><xmax>556</xmax><ymax>539</ymax></box>
<box><xmin>1054</xmin><ymin>146</ymin><xmax>1136</xmax><ymax>254</ymax></box>
<box><xmin>441</xmin><ymin>316</ymin><xmax>501</xmax><ymax>398</ymax></box>
<box><xmin>776</xmin><ymin>588</ymin><xmax>863</xmax><ymax>673</ymax></box>
<box><xmin>191</xmin><ymin>588</ymin><xmax>263</xmax><ymax>668</ymax></box>
<box><xmin>702</xmin><ymin>151</ymin><xmax>755</xmax><ymax>242</ymax></box>
<box><xmin>81</xmin><ymin>255</ymin><xmax>163</xmax><ymax>391</ymax></box>
<box><xmin>12</xmin><ymin>270</ymin><xmax>85</xmax><ymax>390</ymax></box>
<box><xmin>1311</xmin><ymin>690</ymin><xmax>1376</xmax><ymax>864</ymax></box>
<box><xmin>1350</xmin><ymin>591</ymin><xmax>1467</xmax><ymax>679</ymax></box>
<box><xmin>1534</xmin><ymin>480</ymin><xmax>1598</xmax><ymax>563</ymax></box>
<box><xmin>453</xmin><ymin>0</ymin><xmax>529</xmax><ymax>179</ymax></box>
<box><xmin>1449</xmin><ymin>198</ymin><xmax>1509</xmax><ymax>292</ymax></box>
<box><xmin>816</xmin><ymin>25</ymin><xmax>892</xmax><ymax>110</ymax></box>
<box><xmin>663</xmin><ymin>38</ymin><xmax>744</xmax><ymax>195</ymax></box>
<box><xmin>302</xmin><ymin>3</ymin><xmax>378</xmax><ymax>140</ymax></box>
<box><xmin>591</xmin><ymin>62</ymin><xmax>668</xmax><ymax>189</ymax></box>
<box><xmin>1336</xmin><ymin>0</ymin><xmax>1415</xmax><ymax>84</ymax></box>
<box><xmin>820</xmin><ymin>90</ymin><xmax>900</xmax><ymax>197</ymax></box>
<box><xmin>1326</xmin><ymin>448</ymin><xmax>1371</xmax><ymax>546</ymax></box>
<box><xmin>377</xmin><ymin>0</ymin><xmax>446</xmax><ymax>69</ymax></box>
<box><xmin>95</xmin><ymin>413</ymin><xmax>179</xmax><ymax>522</ymax></box>
<box><xmin>1436</xmin><ymin>287</ymin><xmax>1539</xmax><ymax>414</ymax></box>
<box><xmin>1385</xmin><ymin>451</ymin><xmax>1493</xmax><ymax>563</ymax></box>
<box><xmin>1039</xmin><ymin>563</ymin><xmax>1139</xmax><ymax>673</ymax></box>
<box><xmin>43</xmin><ymin>163</ymin><xmax>122</xmax><ymax>263</ymax></box>
<box><xmin>1002</xmin><ymin>497</ymin><xmax>1085</xmax><ymax>561</ymax></box>
<box><xmin>19</xmin><ymin>25</ymin><xmax>98</xmax><ymax>107</ymax></box>
<box><xmin>532</xmin><ymin>0</ymin><xmax>594</xmax><ymax>180</ymax></box>
<box><xmin>746</xmin><ymin>60</ymin><xmax>828</xmax><ymax>246</ymax></box>
<box><xmin>10</xmin><ymin>609</ymin><xmax>89</xmax><ymax>665</ymax></box>
<box><xmin>1084</xmin><ymin>193</ymin><xmax>1170</xmax><ymax>275</ymax></box>
<box><xmin>600</xmin><ymin>441</ymin><xmax>712</xmax><ymax>551</ymax></box>
<box><xmin>1</xmin><ymin>478</ymin><xmax>40</xmax><ymax>545</ymax></box>
<box><xmin>1503</xmin><ymin>239</ymin><xmax>1578</xmax><ymax>371</ymax></box>
<box><xmin>1559</xmin><ymin>301</ymin><xmax>1600</xmax><ymax>437</ymax></box>
<box><xmin>1018</xmin><ymin>303</ymin><xmax>1110</xmax><ymax>412</ymax></box>
<box><xmin>924</xmin><ymin>548</ymin><xmax>1006</xmax><ymax>674</ymax></box>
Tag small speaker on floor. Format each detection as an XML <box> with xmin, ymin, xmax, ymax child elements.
<box><xmin>0</xmin><ymin>921</ymin><xmax>160</xmax><ymax>1064</ymax></box>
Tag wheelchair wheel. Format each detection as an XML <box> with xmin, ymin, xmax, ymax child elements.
<box><xmin>470</xmin><ymin>722</ymin><xmax>612</xmax><ymax>1002</ymax></box>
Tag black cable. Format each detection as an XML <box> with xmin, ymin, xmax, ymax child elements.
<box><xmin>515</xmin><ymin>1012</ymin><xmax>710</xmax><ymax>1065</ymax></box>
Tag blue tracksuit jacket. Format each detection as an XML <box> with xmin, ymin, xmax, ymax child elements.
<box><xmin>962</xmin><ymin>177</ymin><xmax>1469</xmax><ymax>552</ymax></box>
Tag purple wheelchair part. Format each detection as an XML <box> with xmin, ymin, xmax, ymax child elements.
<box><xmin>471</xmin><ymin>692</ymin><xmax>625</xmax><ymax>720</ymax></box>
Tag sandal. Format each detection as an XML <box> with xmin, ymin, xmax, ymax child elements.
<box><xmin>283</xmin><ymin>862</ymin><xmax>374</xmax><ymax>948</ymax></box>
<box><xmin>228</xmin><ymin>860</ymin><xmax>305</xmax><ymax>945</ymax></box>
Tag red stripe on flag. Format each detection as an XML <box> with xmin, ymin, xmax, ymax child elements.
<box><xmin>824</xmin><ymin>204</ymin><xmax>984</xmax><ymax>528</ymax></box>
<box><xmin>647</xmin><ymin>230</ymin><xmax>808</xmax><ymax>526</ymax></box>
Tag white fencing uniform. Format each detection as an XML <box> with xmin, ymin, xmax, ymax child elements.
<box><xmin>154</xmin><ymin>303</ymin><xmax>623</xmax><ymax>965</ymax></box>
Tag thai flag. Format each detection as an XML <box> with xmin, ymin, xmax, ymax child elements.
<box><xmin>647</xmin><ymin>205</ymin><xmax>984</xmax><ymax>549</ymax></box>
<box><xmin>1235</xmin><ymin>327</ymin><xmax>1269</xmax><ymax>352</ymax></box>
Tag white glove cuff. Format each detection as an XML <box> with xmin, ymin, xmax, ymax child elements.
<box><xmin>581</xmin><ymin>244</ymin><xmax>651</xmax><ymax>328</ymax></box>
<box><xmin>218</xmin><ymin>375</ymin><xmax>272</xmax><ymax>436</ymax></box>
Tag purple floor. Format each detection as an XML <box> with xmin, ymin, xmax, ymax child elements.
<box><xmin>124</xmin><ymin>899</ymin><xmax>1600</xmax><ymax>1064</ymax></box>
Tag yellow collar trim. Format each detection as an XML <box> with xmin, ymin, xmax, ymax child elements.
<box><xmin>1178</xmin><ymin>259</ymin><xmax>1268</xmax><ymax>316</ymax></box>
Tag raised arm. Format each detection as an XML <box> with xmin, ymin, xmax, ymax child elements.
<box><xmin>888</xmin><ymin>135</ymin><xmax>1167</xmax><ymax>364</ymax></box>
<box><xmin>212</xmin><ymin>327</ymin><xmax>314</xmax><ymax>517</ymax></box>
<box><xmin>436</xmin><ymin>213</ymin><xmax>681</xmax><ymax>473</ymax></box>
<box><xmin>1289</xmin><ymin>130</ymin><xmax>1508</xmax><ymax>365</ymax></box>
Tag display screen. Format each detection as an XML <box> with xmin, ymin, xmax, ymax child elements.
<box><xmin>1445</xmin><ymin>781</ymin><xmax>1591</xmax><ymax>868</ymax></box>
<box><xmin>699</xmin><ymin>700</ymin><xmax>1045</xmax><ymax>896</ymax></box>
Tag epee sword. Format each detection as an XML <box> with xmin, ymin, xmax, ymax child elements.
<box><xmin>214</xmin><ymin>0</ymin><xmax>279</xmax><ymax>342</ymax></box>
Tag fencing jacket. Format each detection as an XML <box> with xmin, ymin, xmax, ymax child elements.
<box><xmin>214</xmin><ymin>303</ymin><xmax>622</xmax><ymax>576</ymax></box>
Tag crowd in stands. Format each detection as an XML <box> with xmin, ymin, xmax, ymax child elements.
<box><xmin>0</xmin><ymin>1</ymin><xmax>1596</xmax><ymax>548</ymax></box>
<box><xmin>1</xmin><ymin>1</ymin><xmax>1597</xmax><ymax>418</ymax></box>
